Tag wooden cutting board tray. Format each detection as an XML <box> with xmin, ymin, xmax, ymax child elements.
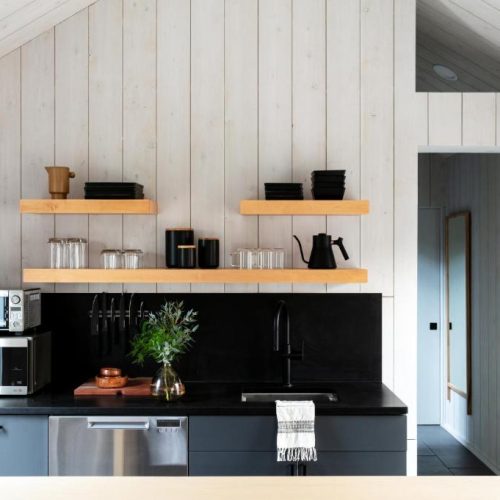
<box><xmin>74</xmin><ymin>377</ymin><xmax>152</xmax><ymax>396</ymax></box>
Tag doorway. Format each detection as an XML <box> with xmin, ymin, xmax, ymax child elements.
<box><xmin>417</xmin><ymin>153</ymin><xmax>498</xmax><ymax>475</ymax></box>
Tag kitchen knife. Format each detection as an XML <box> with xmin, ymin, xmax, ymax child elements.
<box><xmin>118</xmin><ymin>293</ymin><xmax>126</xmax><ymax>346</ymax></box>
<box><xmin>100</xmin><ymin>292</ymin><xmax>107</xmax><ymax>358</ymax></box>
<box><xmin>90</xmin><ymin>294</ymin><xmax>100</xmax><ymax>358</ymax></box>
<box><xmin>128</xmin><ymin>293</ymin><xmax>137</xmax><ymax>343</ymax></box>
<box><xmin>108</xmin><ymin>297</ymin><xmax>115</xmax><ymax>356</ymax></box>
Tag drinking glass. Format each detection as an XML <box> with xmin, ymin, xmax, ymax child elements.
<box><xmin>273</xmin><ymin>248</ymin><xmax>285</xmax><ymax>269</ymax></box>
<box><xmin>48</xmin><ymin>238</ymin><xmax>64</xmax><ymax>269</ymax></box>
<box><xmin>101</xmin><ymin>249</ymin><xmax>122</xmax><ymax>269</ymax></box>
<box><xmin>123</xmin><ymin>249</ymin><xmax>143</xmax><ymax>269</ymax></box>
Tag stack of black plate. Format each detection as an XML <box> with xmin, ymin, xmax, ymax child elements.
<box><xmin>264</xmin><ymin>183</ymin><xmax>303</xmax><ymax>200</ymax></box>
<box><xmin>84</xmin><ymin>182</ymin><xmax>144</xmax><ymax>199</ymax></box>
<box><xmin>311</xmin><ymin>170</ymin><xmax>345</xmax><ymax>200</ymax></box>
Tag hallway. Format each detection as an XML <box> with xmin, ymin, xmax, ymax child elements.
<box><xmin>418</xmin><ymin>426</ymin><xmax>494</xmax><ymax>476</ymax></box>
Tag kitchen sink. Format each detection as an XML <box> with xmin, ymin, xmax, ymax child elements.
<box><xmin>241</xmin><ymin>392</ymin><xmax>338</xmax><ymax>403</ymax></box>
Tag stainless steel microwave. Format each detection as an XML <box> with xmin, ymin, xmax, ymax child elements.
<box><xmin>0</xmin><ymin>289</ymin><xmax>41</xmax><ymax>333</ymax></box>
<box><xmin>0</xmin><ymin>331</ymin><xmax>51</xmax><ymax>395</ymax></box>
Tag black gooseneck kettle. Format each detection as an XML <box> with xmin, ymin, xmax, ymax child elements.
<box><xmin>293</xmin><ymin>233</ymin><xmax>349</xmax><ymax>269</ymax></box>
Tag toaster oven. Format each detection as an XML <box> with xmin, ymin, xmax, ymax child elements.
<box><xmin>0</xmin><ymin>289</ymin><xmax>41</xmax><ymax>333</ymax></box>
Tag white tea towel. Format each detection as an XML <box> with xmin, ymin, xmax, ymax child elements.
<box><xmin>276</xmin><ymin>400</ymin><xmax>317</xmax><ymax>462</ymax></box>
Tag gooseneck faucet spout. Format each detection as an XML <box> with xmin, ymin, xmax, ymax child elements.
<box><xmin>273</xmin><ymin>300</ymin><xmax>303</xmax><ymax>388</ymax></box>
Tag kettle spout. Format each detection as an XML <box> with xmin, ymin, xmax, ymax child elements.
<box><xmin>293</xmin><ymin>235</ymin><xmax>309</xmax><ymax>265</ymax></box>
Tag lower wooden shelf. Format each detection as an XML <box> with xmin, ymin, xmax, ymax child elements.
<box><xmin>23</xmin><ymin>268</ymin><xmax>368</xmax><ymax>284</ymax></box>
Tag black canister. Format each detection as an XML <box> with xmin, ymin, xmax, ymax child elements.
<box><xmin>177</xmin><ymin>245</ymin><xmax>196</xmax><ymax>268</ymax></box>
<box><xmin>198</xmin><ymin>238</ymin><xmax>220</xmax><ymax>269</ymax></box>
<box><xmin>165</xmin><ymin>228</ymin><xmax>194</xmax><ymax>268</ymax></box>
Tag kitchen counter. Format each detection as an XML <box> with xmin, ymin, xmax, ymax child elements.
<box><xmin>0</xmin><ymin>382</ymin><xmax>406</xmax><ymax>416</ymax></box>
<box><xmin>0</xmin><ymin>477</ymin><xmax>499</xmax><ymax>500</ymax></box>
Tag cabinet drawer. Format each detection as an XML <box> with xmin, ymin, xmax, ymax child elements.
<box><xmin>189</xmin><ymin>452</ymin><xmax>290</xmax><ymax>476</ymax></box>
<box><xmin>189</xmin><ymin>451</ymin><xmax>406</xmax><ymax>476</ymax></box>
<box><xmin>307</xmin><ymin>451</ymin><xmax>406</xmax><ymax>476</ymax></box>
<box><xmin>189</xmin><ymin>416</ymin><xmax>406</xmax><ymax>452</ymax></box>
<box><xmin>0</xmin><ymin>416</ymin><xmax>48</xmax><ymax>476</ymax></box>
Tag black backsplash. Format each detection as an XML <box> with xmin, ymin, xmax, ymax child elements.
<box><xmin>41</xmin><ymin>293</ymin><xmax>382</xmax><ymax>388</ymax></box>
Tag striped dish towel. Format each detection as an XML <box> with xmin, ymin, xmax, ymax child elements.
<box><xmin>276</xmin><ymin>400</ymin><xmax>317</xmax><ymax>462</ymax></box>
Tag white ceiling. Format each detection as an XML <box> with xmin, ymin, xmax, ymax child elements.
<box><xmin>0</xmin><ymin>0</ymin><xmax>96</xmax><ymax>58</ymax></box>
<box><xmin>417</xmin><ymin>0</ymin><xmax>500</xmax><ymax>91</ymax></box>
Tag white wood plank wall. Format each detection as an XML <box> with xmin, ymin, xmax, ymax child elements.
<box><xmin>0</xmin><ymin>0</ymin><xmax>432</xmax><ymax>473</ymax></box>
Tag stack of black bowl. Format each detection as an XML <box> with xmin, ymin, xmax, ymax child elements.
<box><xmin>311</xmin><ymin>170</ymin><xmax>345</xmax><ymax>200</ymax></box>
<box><xmin>264</xmin><ymin>183</ymin><xmax>303</xmax><ymax>200</ymax></box>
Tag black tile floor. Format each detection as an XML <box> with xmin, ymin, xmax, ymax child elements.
<box><xmin>418</xmin><ymin>425</ymin><xmax>495</xmax><ymax>476</ymax></box>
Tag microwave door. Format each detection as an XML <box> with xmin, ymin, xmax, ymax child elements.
<box><xmin>0</xmin><ymin>339</ymin><xmax>28</xmax><ymax>395</ymax></box>
<box><xmin>0</xmin><ymin>292</ymin><xmax>8</xmax><ymax>330</ymax></box>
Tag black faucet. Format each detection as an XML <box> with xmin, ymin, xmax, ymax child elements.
<box><xmin>273</xmin><ymin>300</ymin><xmax>303</xmax><ymax>388</ymax></box>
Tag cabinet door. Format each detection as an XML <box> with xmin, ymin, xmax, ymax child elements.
<box><xmin>189</xmin><ymin>452</ymin><xmax>293</xmax><ymax>476</ymax></box>
<box><xmin>0</xmin><ymin>416</ymin><xmax>48</xmax><ymax>476</ymax></box>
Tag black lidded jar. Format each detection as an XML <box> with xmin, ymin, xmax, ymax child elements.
<box><xmin>198</xmin><ymin>238</ymin><xmax>220</xmax><ymax>269</ymax></box>
<box><xmin>177</xmin><ymin>245</ymin><xmax>196</xmax><ymax>268</ymax></box>
<box><xmin>165</xmin><ymin>228</ymin><xmax>194</xmax><ymax>268</ymax></box>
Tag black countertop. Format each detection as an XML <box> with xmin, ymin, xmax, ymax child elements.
<box><xmin>0</xmin><ymin>382</ymin><xmax>407</xmax><ymax>416</ymax></box>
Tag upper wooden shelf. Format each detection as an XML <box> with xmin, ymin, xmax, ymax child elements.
<box><xmin>239</xmin><ymin>200</ymin><xmax>369</xmax><ymax>215</ymax></box>
<box><xmin>23</xmin><ymin>268</ymin><xmax>368</xmax><ymax>284</ymax></box>
<box><xmin>19</xmin><ymin>199</ymin><xmax>157</xmax><ymax>215</ymax></box>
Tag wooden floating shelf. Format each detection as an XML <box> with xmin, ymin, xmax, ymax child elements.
<box><xmin>240</xmin><ymin>200</ymin><xmax>369</xmax><ymax>216</ymax></box>
<box><xmin>19</xmin><ymin>199</ymin><xmax>157</xmax><ymax>215</ymax></box>
<box><xmin>23</xmin><ymin>268</ymin><xmax>368</xmax><ymax>284</ymax></box>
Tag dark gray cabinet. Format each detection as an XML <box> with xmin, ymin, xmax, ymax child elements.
<box><xmin>0</xmin><ymin>416</ymin><xmax>48</xmax><ymax>476</ymax></box>
<box><xmin>189</xmin><ymin>415</ymin><xmax>406</xmax><ymax>476</ymax></box>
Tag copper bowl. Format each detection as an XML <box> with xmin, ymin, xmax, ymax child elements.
<box><xmin>95</xmin><ymin>375</ymin><xmax>128</xmax><ymax>389</ymax></box>
<box><xmin>99</xmin><ymin>367</ymin><xmax>122</xmax><ymax>377</ymax></box>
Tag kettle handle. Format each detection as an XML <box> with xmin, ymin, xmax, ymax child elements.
<box><xmin>292</xmin><ymin>235</ymin><xmax>309</xmax><ymax>265</ymax></box>
<box><xmin>333</xmin><ymin>237</ymin><xmax>349</xmax><ymax>261</ymax></box>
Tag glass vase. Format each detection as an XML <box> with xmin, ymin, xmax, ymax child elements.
<box><xmin>150</xmin><ymin>363</ymin><xmax>186</xmax><ymax>401</ymax></box>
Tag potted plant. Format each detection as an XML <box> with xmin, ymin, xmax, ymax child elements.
<box><xmin>129</xmin><ymin>301</ymin><xmax>199</xmax><ymax>401</ymax></box>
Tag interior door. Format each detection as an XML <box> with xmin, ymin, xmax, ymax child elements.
<box><xmin>417</xmin><ymin>208</ymin><xmax>442</xmax><ymax>424</ymax></box>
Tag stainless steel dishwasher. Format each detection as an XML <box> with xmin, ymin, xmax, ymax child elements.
<box><xmin>49</xmin><ymin>416</ymin><xmax>188</xmax><ymax>476</ymax></box>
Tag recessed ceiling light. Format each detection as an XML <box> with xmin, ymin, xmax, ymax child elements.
<box><xmin>433</xmin><ymin>64</ymin><xmax>458</xmax><ymax>82</ymax></box>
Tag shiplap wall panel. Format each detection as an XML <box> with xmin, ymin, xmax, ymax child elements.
<box><xmin>360</xmin><ymin>0</ymin><xmax>394</xmax><ymax>296</ymax></box>
<box><xmin>224</xmin><ymin>0</ymin><xmax>258</xmax><ymax>293</ymax></box>
<box><xmin>21</xmin><ymin>30</ymin><xmax>55</xmax><ymax>293</ymax></box>
<box><xmin>394</xmin><ymin>0</ymin><xmax>417</xmax><ymax>447</ymax></box>
<box><xmin>428</xmin><ymin>93</ymin><xmax>462</xmax><ymax>146</ymax></box>
<box><xmin>156</xmin><ymin>0</ymin><xmax>191</xmax><ymax>294</ymax></box>
<box><xmin>257</xmin><ymin>0</ymin><xmax>292</xmax><ymax>294</ymax></box>
<box><xmin>122</xmin><ymin>0</ymin><xmax>157</xmax><ymax>293</ymax></box>
<box><xmin>54</xmin><ymin>9</ymin><xmax>89</xmax><ymax>293</ymax></box>
<box><xmin>291</xmin><ymin>0</ymin><xmax>326</xmax><ymax>294</ymax></box>
<box><xmin>0</xmin><ymin>49</ymin><xmax>20</xmax><ymax>288</ymax></box>
<box><xmin>326</xmin><ymin>0</ymin><xmax>361</xmax><ymax>294</ymax></box>
<box><xmin>416</xmin><ymin>92</ymin><xmax>428</xmax><ymax>147</ymax></box>
<box><xmin>462</xmin><ymin>94</ymin><xmax>496</xmax><ymax>146</ymax></box>
<box><xmin>191</xmin><ymin>0</ymin><xmax>225</xmax><ymax>293</ymax></box>
<box><xmin>0</xmin><ymin>0</ymin><xmax>97</xmax><ymax>59</ymax></box>
<box><xmin>88</xmin><ymin>0</ymin><xmax>123</xmax><ymax>294</ymax></box>
<box><xmin>0</xmin><ymin>0</ymin><xmax>428</xmax><ymax>471</ymax></box>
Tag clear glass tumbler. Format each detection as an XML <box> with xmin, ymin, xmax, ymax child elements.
<box><xmin>67</xmin><ymin>238</ymin><xmax>87</xmax><ymax>268</ymax></box>
<box><xmin>123</xmin><ymin>249</ymin><xmax>143</xmax><ymax>269</ymax></box>
<box><xmin>48</xmin><ymin>238</ymin><xmax>64</xmax><ymax>269</ymax></box>
<box><xmin>260</xmin><ymin>248</ymin><xmax>274</xmax><ymax>269</ymax></box>
<box><xmin>101</xmin><ymin>249</ymin><xmax>122</xmax><ymax>269</ymax></box>
<box><xmin>273</xmin><ymin>248</ymin><xmax>285</xmax><ymax>269</ymax></box>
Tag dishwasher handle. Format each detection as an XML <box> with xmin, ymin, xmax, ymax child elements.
<box><xmin>87</xmin><ymin>417</ymin><xmax>150</xmax><ymax>430</ymax></box>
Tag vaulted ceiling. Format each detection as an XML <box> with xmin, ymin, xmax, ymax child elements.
<box><xmin>0</xmin><ymin>0</ymin><xmax>96</xmax><ymax>59</ymax></box>
<box><xmin>417</xmin><ymin>0</ymin><xmax>500</xmax><ymax>91</ymax></box>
